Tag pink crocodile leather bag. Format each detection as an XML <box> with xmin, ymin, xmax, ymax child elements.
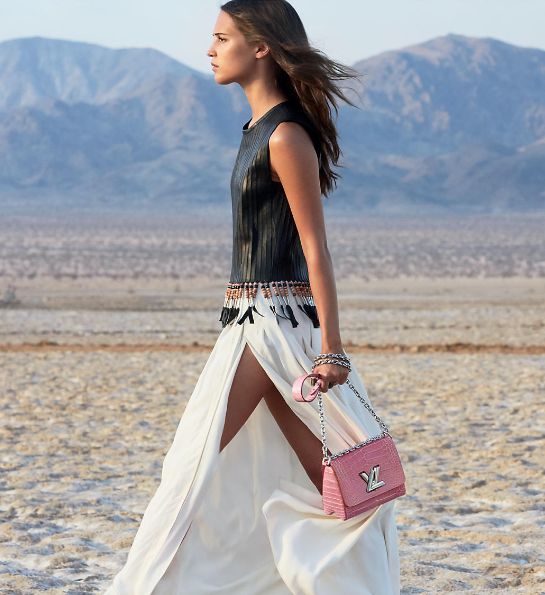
<box><xmin>292</xmin><ymin>372</ymin><xmax>406</xmax><ymax>520</ymax></box>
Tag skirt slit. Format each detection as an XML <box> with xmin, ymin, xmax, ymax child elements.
<box><xmin>105</xmin><ymin>284</ymin><xmax>401</xmax><ymax>595</ymax></box>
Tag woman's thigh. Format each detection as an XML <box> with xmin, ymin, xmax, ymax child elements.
<box><xmin>263</xmin><ymin>386</ymin><xmax>324</xmax><ymax>494</ymax></box>
<box><xmin>219</xmin><ymin>342</ymin><xmax>276</xmax><ymax>452</ymax></box>
<box><xmin>219</xmin><ymin>340</ymin><xmax>323</xmax><ymax>494</ymax></box>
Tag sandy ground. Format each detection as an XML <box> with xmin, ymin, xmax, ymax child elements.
<box><xmin>0</xmin><ymin>276</ymin><xmax>544</xmax><ymax>594</ymax></box>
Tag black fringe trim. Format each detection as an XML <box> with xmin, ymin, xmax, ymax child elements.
<box><xmin>219</xmin><ymin>280</ymin><xmax>320</xmax><ymax>328</ymax></box>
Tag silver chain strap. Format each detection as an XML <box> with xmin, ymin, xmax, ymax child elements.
<box><xmin>318</xmin><ymin>376</ymin><xmax>391</xmax><ymax>465</ymax></box>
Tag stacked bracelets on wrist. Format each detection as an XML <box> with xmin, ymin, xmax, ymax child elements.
<box><xmin>312</xmin><ymin>351</ymin><xmax>351</xmax><ymax>372</ymax></box>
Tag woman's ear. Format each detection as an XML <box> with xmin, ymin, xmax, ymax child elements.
<box><xmin>255</xmin><ymin>43</ymin><xmax>271</xmax><ymax>60</ymax></box>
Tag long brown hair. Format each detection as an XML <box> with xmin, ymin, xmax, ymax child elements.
<box><xmin>220</xmin><ymin>0</ymin><xmax>363</xmax><ymax>198</ymax></box>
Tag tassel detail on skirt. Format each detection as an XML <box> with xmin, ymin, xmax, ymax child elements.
<box><xmin>219</xmin><ymin>280</ymin><xmax>320</xmax><ymax>328</ymax></box>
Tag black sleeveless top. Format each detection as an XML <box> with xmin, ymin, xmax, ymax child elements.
<box><xmin>219</xmin><ymin>99</ymin><xmax>321</xmax><ymax>329</ymax></box>
<box><xmin>230</xmin><ymin>99</ymin><xmax>321</xmax><ymax>282</ymax></box>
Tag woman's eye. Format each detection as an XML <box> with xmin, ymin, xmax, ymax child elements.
<box><xmin>218</xmin><ymin>37</ymin><xmax>226</xmax><ymax>42</ymax></box>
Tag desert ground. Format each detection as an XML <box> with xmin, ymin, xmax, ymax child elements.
<box><xmin>0</xmin><ymin>211</ymin><xmax>544</xmax><ymax>594</ymax></box>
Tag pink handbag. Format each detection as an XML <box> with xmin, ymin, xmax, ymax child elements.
<box><xmin>292</xmin><ymin>372</ymin><xmax>406</xmax><ymax>520</ymax></box>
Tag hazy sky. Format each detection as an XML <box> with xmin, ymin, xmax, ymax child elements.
<box><xmin>0</xmin><ymin>0</ymin><xmax>543</xmax><ymax>74</ymax></box>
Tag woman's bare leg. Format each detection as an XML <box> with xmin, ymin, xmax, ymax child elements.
<box><xmin>219</xmin><ymin>342</ymin><xmax>323</xmax><ymax>494</ymax></box>
<box><xmin>263</xmin><ymin>386</ymin><xmax>324</xmax><ymax>494</ymax></box>
<box><xmin>219</xmin><ymin>343</ymin><xmax>276</xmax><ymax>452</ymax></box>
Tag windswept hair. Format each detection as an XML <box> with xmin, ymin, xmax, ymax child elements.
<box><xmin>220</xmin><ymin>0</ymin><xmax>363</xmax><ymax>198</ymax></box>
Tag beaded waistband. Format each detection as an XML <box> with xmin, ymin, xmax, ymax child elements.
<box><xmin>219</xmin><ymin>280</ymin><xmax>320</xmax><ymax>329</ymax></box>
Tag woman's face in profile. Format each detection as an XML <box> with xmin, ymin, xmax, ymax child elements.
<box><xmin>207</xmin><ymin>10</ymin><xmax>261</xmax><ymax>86</ymax></box>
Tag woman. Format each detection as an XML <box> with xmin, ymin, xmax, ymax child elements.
<box><xmin>105</xmin><ymin>1</ymin><xmax>401</xmax><ymax>593</ymax></box>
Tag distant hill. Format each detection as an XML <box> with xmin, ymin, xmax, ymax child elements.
<box><xmin>0</xmin><ymin>34</ymin><xmax>544</xmax><ymax>213</ymax></box>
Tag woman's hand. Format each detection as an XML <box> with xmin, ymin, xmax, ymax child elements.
<box><xmin>311</xmin><ymin>362</ymin><xmax>349</xmax><ymax>393</ymax></box>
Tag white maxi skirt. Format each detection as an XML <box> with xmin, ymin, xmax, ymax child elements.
<box><xmin>104</xmin><ymin>282</ymin><xmax>401</xmax><ymax>595</ymax></box>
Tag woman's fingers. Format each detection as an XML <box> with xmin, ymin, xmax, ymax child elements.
<box><xmin>312</xmin><ymin>364</ymin><xmax>349</xmax><ymax>392</ymax></box>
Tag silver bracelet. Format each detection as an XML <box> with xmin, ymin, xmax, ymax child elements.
<box><xmin>314</xmin><ymin>352</ymin><xmax>350</xmax><ymax>362</ymax></box>
<box><xmin>314</xmin><ymin>357</ymin><xmax>350</xmax><ymax>368</ymax></box>
<box><xmin>312</xmin><ymin>358</ymin><xmax>351</xmax><ymax>370</ymax></box>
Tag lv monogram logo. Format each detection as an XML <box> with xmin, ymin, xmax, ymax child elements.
<box><xmin>359</xmin><ymin>464</ymin><xmax>386</xmax><ymax>492</ymax></box>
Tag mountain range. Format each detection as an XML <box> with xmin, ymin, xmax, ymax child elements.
<box><xmin>0</xmin><ymin>34</ymin><xmax>544</xmax><ymax>214</ymax></box>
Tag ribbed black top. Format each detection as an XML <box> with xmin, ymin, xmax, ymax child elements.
<box><xmin>229</xmin><ymin>100</ymin><xmax>321</xmax><ymax>283</ymax></box>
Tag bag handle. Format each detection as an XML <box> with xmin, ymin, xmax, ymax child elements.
<box><xmin>292</xmin><ymin>372</ymin><xmax>391</xmax><ymax>465</ymax></box>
